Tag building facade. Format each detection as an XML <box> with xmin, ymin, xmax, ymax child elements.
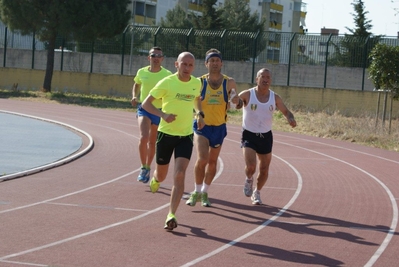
<box><xmin>128</xmin><ymin>0</ymin><xmax>307</xmax><ymax>34</ymax></box>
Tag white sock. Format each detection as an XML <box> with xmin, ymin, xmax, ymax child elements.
<box><xmin>201</xmin><ymin>183</ymin><xmax>209</xmax><ymax>193</ymax></box>
<box><xmin>194</xmin><ymin>184</ymin><xmax>202</xmax><ymax>192</ymax></box>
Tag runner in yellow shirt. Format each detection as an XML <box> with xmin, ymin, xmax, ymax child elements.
<box><xmin>131</xmin><ymin>47</ymin><xmax>172</xmax><ymax>183</ymax></box>
<box><xmin>142</xmin><ymin>52</ymin><xmax>205</xmax><ymax>231</ymax></box>
<box><xmin>186</xmin><ymin>48</ymin><xmax>241</xmax><ymax>207</ymax></box>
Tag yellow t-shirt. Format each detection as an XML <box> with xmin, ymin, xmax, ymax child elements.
<box><xmin>134</xmin><ymin>66</ymin><xmax>172</xmax><ymax>109</ymax></box>
<box><xmin>199</xmin><ymin>74</ymin><xmax>229</xmax><ymax>126</ymax></box>
<box><xmin>150</xmin><ymin>74</ymin><xmax>201</xmax><ymax>136</ymax></box>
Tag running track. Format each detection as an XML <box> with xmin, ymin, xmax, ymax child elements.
<box><xmin>0</xmin><ymin>99</ymin><xmax>398</xmax><ymax>267</ymax></box>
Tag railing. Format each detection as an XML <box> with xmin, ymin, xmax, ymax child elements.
<box><xmin>1</xmin><ymin>24</ymin><xmax>399</xmax><ymax>90</ymax></box>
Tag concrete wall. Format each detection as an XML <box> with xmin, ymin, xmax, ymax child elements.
<box><xmin>0</xmin><ymin>48</ymin><xmax>376</xmax><ymax>90</ymax></box>
<box><xmin>1</xmin><ymin>67</ymin><xmax>397</xmax><ymax>118</ymax></box>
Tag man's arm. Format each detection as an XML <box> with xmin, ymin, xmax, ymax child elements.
<box><xmin>193</xmin><ymin>95</ymin><xmax>205</xmax><ymax>130</ymax></box>
<box><xmin>227</xmin><ymin>77</ymin><xmax>242</xmax><ymax>108</ymax></box>
<box><xmin>142</xmin><ymin>94</ymin><xmax>176</xmax><ymax>123</ymax></box>
<box><xmin>275</xmin><ymin>94</ymin><xmax>297</xmax><ymax>128</ymax></box>
<box><xmin>238</xmin><ymin>89</ymin><xmax>250</xmax><ymax>109</ymax></box>
<box><xmin>131</xmin><ymin>83</ymin><xmax>141</xmax><ymax>107</ymax></box>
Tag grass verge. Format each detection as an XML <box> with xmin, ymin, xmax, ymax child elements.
<box><xmin>2</xmin><ymin>89</ymin><xmax>398</xmax><ymax>152</ymax></box>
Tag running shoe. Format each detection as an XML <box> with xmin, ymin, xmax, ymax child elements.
<box><xmin>251</xmin><ymin>190</ymin><xmax>262</xmax><ymax>205</ymax></box>
<box><xmin>149</xmin><ymin>177</ymin><xmax>160</xmax><ymax>193</ymax></box>
<box><xmin>243</xmin><ymin>178</ymin><xmax>253</xmax><ymax>197</ymax></box>
<box><xmin>185</xmin><ymin>191</ymin><xmax>201</xmax><ymax>206</ymax></box>
<box><xmin>137</xmin><ymin>168</ymin><xmax>150</xmax><ymax>183</ymax></box>
<box><xmin>201</xmin><ymin>192</ymin><xmax>211</xmax><ymax>207</ymax></box>
<box><xmin>164</xmin><ymin>213</ymin><xmax>178</xmax><ymax>231</ymax></box>
<box><xmin>143</xmin><ymin>168</ymin><xmax>150</xmax><ymax>183</ymax></box>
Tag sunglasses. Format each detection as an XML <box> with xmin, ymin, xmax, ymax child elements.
<box><xmin>149</xmin><ymin>53</ymin><xmax>164</xmax><ymax>58</ymax></box>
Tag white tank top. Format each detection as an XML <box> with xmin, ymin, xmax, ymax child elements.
<box><xmin>242</xmin><ymin>88</ymin><xmax>276</xmax><ymax>133</ymax></box>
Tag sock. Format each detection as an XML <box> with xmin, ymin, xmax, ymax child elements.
<box><xmin>194</xmin><ymin>184</ymin><xmax>202</xmax><ymax>192</ymax></box>
<box><xmin>201</xmin><ymin>183</ymin><xmax>209</xmax><ymax>193</ymax></box>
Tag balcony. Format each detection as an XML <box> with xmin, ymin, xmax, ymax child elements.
<box><xmin>134</xmin><ymin>15</ymin><xmax>156</xmax><ymax>26</ymax></box>
<box><xmin>188</xmin><ymin>3</ymin><xmax>205</xmax><ymax>12</ymax></box>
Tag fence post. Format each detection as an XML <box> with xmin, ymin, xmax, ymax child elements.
<box><xmin>154</xmin><ymin>26</ymin><xmax>161</xmax><ymax>46</ymax></box>
<box><xmin>3</xmin><ymin>27</ymin><xmax>7</xmax><ymax>67</ymax></box>
<box><xmin>121</xmin><ymin>32</ymin><xmax>126</xmax><ymax>75</ymax></box>
<box><xmin>361</xmin><ymin>36</ymin><xmax>370</xmax><ymax>91</ymax></box>
<box><xmin>251</xmin><ymin>31</ymin><xmax>260</xmax><ymax>84</ymax></box>
<box><xmin>60</xmin><ymin>38</ymin><xmax>65</xmax><ymax>71</ymax></box>
<box><xmin>287</xmin><ymin>32</ymin><xmax>296</xmax><ymax>86</ymax></box>
<box><xmin>220</xmin><ymin>29</ymin><xmax>227</xmax><ymax>56</ymax></box>
<box><xmin>31</xmin><ymin>31</ymin><xmax>35</xmax><ymax>69</ymax></box>
<box><xmin>90</xmin><ymin>41</ymin><xmax>94</xmax><ymax>73</ymax></box>
<box><xmin>186</xmin><ymin>28</ymin><xmax>193</xmax><ymax>51</ymax></box>
<box><xmin>323</xmin><ymin>34</ymin><xmax>333</xmax><ymax>88</ymax></box>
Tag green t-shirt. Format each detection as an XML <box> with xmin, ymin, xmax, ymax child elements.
<box><xmin>134</xmin><ymin>66</ymin><xmax>172</xmax><ymax>109</ymax></box>
<box><xmin>150</xmin><ymin>74</ymin><xmax>201</xmax><ymax>136</ymax></box>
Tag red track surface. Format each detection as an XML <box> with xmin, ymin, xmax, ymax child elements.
<box><xmin>0</xmin><ymin>99</ymin><xmax>398</xmax><ymax>267</ymax></box>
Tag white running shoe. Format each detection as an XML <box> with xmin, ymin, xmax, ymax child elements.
<box><xmin>243</xmin><ymin>178</ymin><xmax>253</xmax><ymax>197</ymax></box>
<box><xmin>251</xmin><ymin>190</ymin><xmax>262</xmax><ymax>205</ymax></box>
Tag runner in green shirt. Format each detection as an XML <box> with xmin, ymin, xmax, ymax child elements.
<box><xmin>131</xmin><ymin>47</ymin><xmax>172</xmax><ymax>183</ymax></box>
<box><xmin>142</xmin><ymin>52</ymin><xmax>205</xmax><ymax>231</ymax></box>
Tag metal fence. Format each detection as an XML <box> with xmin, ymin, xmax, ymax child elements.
<box><xmin>1</xmin><ymin>24</ymin><xmax>399</xmax><ymax>90</ymax></box>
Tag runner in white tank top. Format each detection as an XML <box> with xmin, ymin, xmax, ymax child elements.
<box><xmin>236</xmin><ymin>68</ymin><xmax>297</xmax><ymax>205</ymax></box>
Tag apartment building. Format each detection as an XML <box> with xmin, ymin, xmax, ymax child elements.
<box><xmin>128</xmin><ymin>0</ymin><xmax>307</xmax><ymax>63</ymax></box>
<box><xmin>128</xmin><ymin>0</ymin><xmax>307</xmax><ymax>34</ymax></box>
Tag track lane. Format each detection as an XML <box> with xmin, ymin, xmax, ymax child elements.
<box><xmin>0</xmin><ymin>99</ymin><xmax>397</xmax><ymax>267</ymax></box>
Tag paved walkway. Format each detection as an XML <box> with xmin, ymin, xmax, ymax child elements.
<box><xmin>0</xmin><ymin>112</ymin><xmax>83</xmax><ymax>179</ymax></box>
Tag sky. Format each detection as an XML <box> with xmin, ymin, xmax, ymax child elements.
<box><xmin>303</xmin><ymin>0</ymin><xmax>399</xmax><ymax>36</ymax></box>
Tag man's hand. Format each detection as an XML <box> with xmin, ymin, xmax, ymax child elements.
<box><xmin>131</xmin><ymin>96</ymin><xmax>139</xmax><ymax>107</ymax></box>
<box><xmin>162</xmin><ymin>113</ymin><xmax>177</xmax><ymax>123</ymax></box>
<box><xmin>196</xmin><ymin>116</ymin><xmax>205</xmax><ymax>130</ymax></box>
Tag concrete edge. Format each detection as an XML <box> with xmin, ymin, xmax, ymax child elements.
<box><xmin>0</xmin><ymin>110</ymin><xmax>94</xmax><ymax>182</ymax></box>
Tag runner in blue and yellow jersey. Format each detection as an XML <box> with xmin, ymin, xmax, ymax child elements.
<box><xmin>186</xmin><ymin>48</ymin><xmax>242</xmax><ymax>207</ymax></box>
<box><xmin>131</xmin><ymin>47</ymin><xmax>172</xmax><ymax>183</ymax></box>
<box><xmin>142</xmin><ymin>52</ymin><xmax>204</xmax><ymax>231</ymax></box>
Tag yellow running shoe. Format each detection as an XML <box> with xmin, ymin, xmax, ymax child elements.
<box><xmin>164</xmin><ymin>213</ymin><xmax>178</xmax><ymax>231</ymax></box>
<box><xmin>149</xmin><ymin>177</ymin><xmax>160</xmax><ymax>193</ymax></box>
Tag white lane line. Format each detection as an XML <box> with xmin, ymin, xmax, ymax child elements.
<box><xmin>275</xmin><ymin>134</ymin><xmax>399</xmax><ymax>164</ymax></box>
<box><xmin>0</xmin><ymin>203</ymin><xmax>169</xmax><ymax>260</ymax></box>
<box><xmin>0</xmin><ymin>110</ymin><xmax>94</xmax><ymax>182</ymax></box>
<box><xmin>0</xmin><ymin>259</ymin><xmax>48</xmax><ymax>266</ymax></box>
<box><xmin>0</xmin><ymin>148</ymin><xmax>227</xmax><ymax>260</ymax></box>
<box><xmin>0</xmin><ymin>170</ymin><xmax>137</xmax><ymax>214</ymax></box>
<box><xmin>181</xmin><ymin>155</ymin><xmax>303</xmax><ymax>267</ymax></box>
<box><xmin>276</xmin><ymin>141</ymin><xmax>398</xmax><ymax>267</ymax></box>
<box><xmin>226</xmin><ymin>131</ymin><xmax>399</xmax><ymax>164</ymax></box>
<box><xmin>46</xmin><ymin>202</ymin><xmax>150</xmax><ymax>212</ymax></box>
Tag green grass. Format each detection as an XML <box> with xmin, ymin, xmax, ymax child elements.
<box><xmin>0</xmin><ymin>89</ymin><xmax>133</xmax><ymax>110</ymax></box>
<box><xmin>2</xmin><ymin>89</ymin><xmax>398</xmax><ymax>152</ymax></box>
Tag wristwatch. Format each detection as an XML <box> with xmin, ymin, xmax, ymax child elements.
<box><xmin>197</xmin><ymin>111</ymin><xmax>205</xmax><ymax>118</ymax></box>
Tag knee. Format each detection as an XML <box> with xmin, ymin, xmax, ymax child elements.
<box><xmin>245</xmin><ymin>164</ymin><xmax>256</xmax><ymax>174</ymax></box>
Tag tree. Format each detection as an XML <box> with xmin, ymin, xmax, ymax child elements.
<box><xmin>330</xmin><ymin>0</ymin><xmax>380</xmax><ymax>68</ymax></box>
<box><xmin>346</xmin><ymin>0</ymin><xmax>373</xmax><ymax>35</ymax></box>
<box><xmin>219</xmin><ymin>0</ymin><xmax>267</xmax><ymax>61</ymax></box>
<box><xmin>0</xmin><ymin>0</ymin><xmax>131</xmax><ymax>92</ymax></box>
<box><xmin>191</xmin><ymin>0</ymin><xmax>223</xmax><ymax>30</ymax></box>
<box><xmin>369</xmin><ymin>43</ymin><xmax>399</xmax><ymax>99</ymax></box>
<box><xmin>159</xmin><ymin>4</ymin><xmax>193</xmax><ymax>29</ymax></box>
<box><xmin>220</xmin><ymin>0</ymin><xmax>265</xmax><ymax>32</ymax></box>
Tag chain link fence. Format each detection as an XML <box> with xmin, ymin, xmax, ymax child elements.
<box><xmin>1</xmin><ymin>24</ymin><xmax>399</xmax><ymax>90</ymax></box>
